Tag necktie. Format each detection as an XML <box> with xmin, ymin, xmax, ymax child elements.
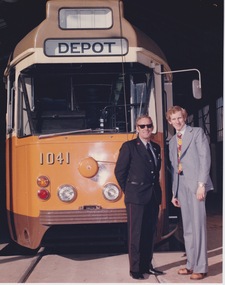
<box><xmin>177</xmin><ymin>133</ymin><xmax>182</xmax><ymax>173</ymax></box>
<box><xmin>146</xmin><ymin>142</ymin><xmax>156</xmax><ymax>169</ymax></box>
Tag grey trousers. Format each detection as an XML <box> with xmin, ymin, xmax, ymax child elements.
<box><xmin>177</xmin><ymin>175</ymin><xmax>208</xmax><ymax>273</ymax></box>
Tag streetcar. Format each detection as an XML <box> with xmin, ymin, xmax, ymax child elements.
<box><xmin>4</xmin><ymin>0</ymin><xmax>200</xmax><ymax>249</ymax></box>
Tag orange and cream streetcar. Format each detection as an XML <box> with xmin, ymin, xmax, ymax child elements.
<box><xmin>4</xmin><ymin>0</ymin><xmax>201</xmax><ymax>249</ymax></box>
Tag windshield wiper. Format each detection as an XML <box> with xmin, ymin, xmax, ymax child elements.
<box><xmin>38</xmin><ymin>129</ymin><xmax>92</xmax><ymax>139</ymax></box>
<box><xmin>38</xmin><ymin>126</ymin><xmax>122</xmax><ymax>139</ymax></box>
<box><xmin>92</xmin><ymin>128</ymin><xmax>119</xmax><ymax>133</ymax></box>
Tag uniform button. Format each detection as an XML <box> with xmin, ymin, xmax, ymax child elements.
<box><xmin>151</xmin><ymin>171</ymin><xmax>154</xmax><ymax>174</ymax></box>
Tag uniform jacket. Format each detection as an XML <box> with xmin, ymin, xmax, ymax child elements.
<box><xmin>169</xmin><ymin>125</ymin><xmax>214</xmax><ymax>197</ymax></box>
<box><xmin>114</xmin><ymin>137</ymin><xmax>162</xmax><ymax>205</ymax></box>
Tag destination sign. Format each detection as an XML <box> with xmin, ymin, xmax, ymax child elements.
<box><xmin>44</xmin><ymin>38</ymin><xmax>128</xmax><ymax>56</ymax></box>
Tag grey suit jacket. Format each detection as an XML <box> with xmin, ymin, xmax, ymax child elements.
<box><xmin>169</xmin><ymin>125</ymin><xmax>214</xmax><ymax>197</ymax></box>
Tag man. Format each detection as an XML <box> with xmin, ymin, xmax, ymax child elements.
<box><xmin>166</xmin><ymin>106</ymin><xmax>213</xmax><ymax>280</ymax></box>
<box><xmin>114</xmin><ymin>115</ymin><xmax>163</xmax><ymax>280</ymax></box>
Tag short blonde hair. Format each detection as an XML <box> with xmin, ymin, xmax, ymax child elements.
<box><xmin>166</xmin><ymin>106</ymin><xmax>188</xmax><ymax>122</ymax></box>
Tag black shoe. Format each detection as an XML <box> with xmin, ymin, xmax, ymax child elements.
<box><xmin>130</xmin><ymin>271</ymin><xmax>145</xmax><ymax>280</ymax></box>
<box><xmin>144</xmin><ymin>268</ymin><xmax>164</xmax><ymax>275</ymax></box>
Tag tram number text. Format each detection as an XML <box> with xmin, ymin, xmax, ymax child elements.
<box><xmin>40</xmin><ymin>152</ymin><xmax>70</xmax><ymax>165</ymax></box>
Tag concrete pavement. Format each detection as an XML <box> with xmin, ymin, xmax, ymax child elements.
<box><xmin>0</xmin><ymin>214</ymin><xmax>222</xmax><ymax>283</ymax></box>
<box><xmin>153</xmin><ymin>214</ymin><xmax>223</xmax><ymax>284</ymax></box>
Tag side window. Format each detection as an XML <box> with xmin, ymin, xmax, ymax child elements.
<box><xmin>17</xmin><ymin>77</ymin><xmax>32</xmax><ymax>137</ymax></box>
<box><xmin>198</xmin><ymin>105</ymin><xmax>210</xmax><ymax>143</ymax></box>
<box><xmin>6</xmin><ymin>71</ymin><xmax>15</xmax><ymax>135</ymax></box>
<box><xmin>216</xmin><ymin>97</ymin><xmax>223</xmax><ymax>142</ymax></box>
<box><xmin>130</xmin><ymin>73</ymin><xmax>153</xmax><ymax>132</ymax></box>
<box><xmin>130</xmin><ymin>78</ymin><xmax>147</xmax><ymax>130</ymax></box>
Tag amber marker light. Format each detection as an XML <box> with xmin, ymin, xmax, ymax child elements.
<box><xmin>37</xmin><ymin>175</ymin><xmax>50</xmax><ymax>187</ymax></box>
<box><xmin>37</xmin><ymin>189</ymin><xmax>50</xmax><ymax>200</ymax></box>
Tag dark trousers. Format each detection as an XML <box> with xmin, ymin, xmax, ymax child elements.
<box><xmin>126</xmin><ymin>195</ymin><xmax>159</xmax><ymax>273</ymax></box>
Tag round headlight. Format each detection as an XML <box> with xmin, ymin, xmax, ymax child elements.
<box><xmin>58</xmin><ymin>184</ymin><xmax>77</xmax><ymax>202</ymax></box>
<box><xmin>103</xmin><ymin>183</ymin><xmax>121</xmax><ymax>201</ymax></box>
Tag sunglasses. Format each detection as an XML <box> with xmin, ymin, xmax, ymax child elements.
<box><xmin>138</xmin><ymin>124</ymin><xmax>153</xmax><ymax>129</ymax></box>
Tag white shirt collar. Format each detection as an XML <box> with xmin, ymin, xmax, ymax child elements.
<box><xmin>177</xmin><ymin>124</ymin><xmax>187</xmax><ymax>136</ymax></box>
<box><xmin>139</xmin><ymin>138</ymin><xmax>151</xmax><ymax>147</ymax></box>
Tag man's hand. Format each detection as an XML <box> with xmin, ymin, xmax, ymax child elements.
<box><xmin>171</xmin><ymin>196</ymin><xmax>180</xmax><ymax>207</ymax></box>
<box><xmin>196</xmin><ymin>184</ymin><xmax>206</xmax><ymax>201</ymax></box>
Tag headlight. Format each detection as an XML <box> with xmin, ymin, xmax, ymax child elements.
<box><xmin>58</xmin><ymin>184</ymin><xmax>77</xmax><ymax>202</ymax></box>
<box><xmin>103</xmin><ymin>183</ymin><xmax>121</xmax><ymax>202</ymax></box>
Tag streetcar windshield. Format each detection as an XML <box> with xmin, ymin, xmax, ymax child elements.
<box><xmin>18</xmin><ymin>63</ymin><xmax>154</xmax><ymax>137</ymax></box>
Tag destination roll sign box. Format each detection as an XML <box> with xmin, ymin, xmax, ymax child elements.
<box><xmin>44</xmin><ymin>38</ymin><xmax>128</xmax><ymax>56</ymax></box>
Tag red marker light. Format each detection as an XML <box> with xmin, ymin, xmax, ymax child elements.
<box><xmin>37</xmin><ymin>189</ymin><xmax>50</xmax><ymax>200</ymax></box>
